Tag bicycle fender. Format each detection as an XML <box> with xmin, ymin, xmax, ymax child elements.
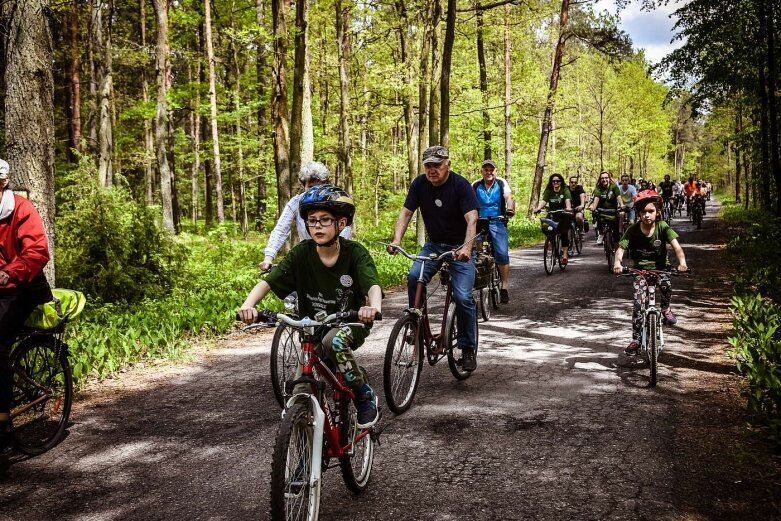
<box><xmin>307</xmin><ymin>395</ymin><xmax>326</xmax><ymax>487</ymax></box>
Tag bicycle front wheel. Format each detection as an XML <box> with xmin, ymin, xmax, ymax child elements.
<box><xmin>270</xmin><ymin>401</ymin><xmax>321</xmax><ymax>521</ymax></box>
<box><xmin>339</xmin><ymin>398</ymin><xmax>375</xmax><ymax>493</ymax></box>
<box><xmin>543</xmin><ymin>236</ymin><xmax>555</xmax><ymax>275</ymax></box>
<box><xmin>270</xmin><ymin>323</ymin><xmax>301</xmax><ymax>408</ymax></box>
<box><xmin>573</xmin><ymin>225</ymin><xmax>583</xmax><ymax>254</ymax></box>
<box><xmin>445</xmin><ymin>303</ymin><xmax>477</xmax><ymax>381</ymax></box>
<box><xmin>604</xmin><ymin>229</ymin><xmax>615</xmax><ymax>272</ymax></box>
<box><xmin>11</xmin><ymin>336</ymin><xmax>73</xmax><ymax>455</ymax></box>
<box><xmin>383</xmin><ymin>314</ymin><xmax>423</xmax><ymax>414</ymax></box>
<box><xmin>648</xmin><ymin>318</ymin><xmax>659</xmax><ymax>387</ymax></box>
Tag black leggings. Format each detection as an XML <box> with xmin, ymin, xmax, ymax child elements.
<box><xmin>0</xmin><ymin>291</ymin><xmax>45</xmax><ymax>414</ymax></box>
<box><xmin>552</xmin><ymin>214</ymin><xmax>572</xmax><ymax>247</ymax></box>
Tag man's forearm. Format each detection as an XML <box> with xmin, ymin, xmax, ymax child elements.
<box><xmin>392</xmin><ymin>209</ymin><xmax>413</xmax><ymax>243</ymax></box>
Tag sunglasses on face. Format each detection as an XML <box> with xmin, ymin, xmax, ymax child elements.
<box><xmin>552</xmin><ymin>180</ymin><xmax>562</xmax><ymax>184</ymax></box>
<box><xmin>306</xmin><ymin>217</ymin><xmax>336</xmax><ymax>227</ymax></box>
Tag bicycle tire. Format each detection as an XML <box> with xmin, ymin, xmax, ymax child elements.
<box><xmin>604</xmin><ymin>229</ymin><xmax>615</xmax><ymax>273</ymax></box>
<box><xmin>445</xmin><ymin>303</ymin><xmax>477</xmax><ymax>380</ymax></box>
<box><xmin>270</xmin><ymin>323</ymin><xmax>301</xmax><ymax>408</ymax></box>
<box><xmin>382</xmin><ymin>314</ymin><xmax>423</xmax><ymax>414</ymax></box>
<box><xmin>543</xmin><ymin>236</ymin><xmax>555</xmax><ymax>275</ymax></box>
<box><xmin>574</xmin><ymin>225</ymin><xmax>583</xmax><ymax>255</ymax></box>
<box><xmin>11</xmin><ymin>335</ymin><xmax>73</xmax><ymax>456</ymax></box>
<box><xmin>478</xmin><ymin>288</ymin><xmax>491</xmax><ymax>321</ymax></box>
<box><xmin>489</xmin><ymin>265</ymin><xmax>500</xmax><ymax>310</ymax></box>
<box><xmin>338</xmin><ymin>398</ymin><xmax>375</xmax><ymax>493</ymax></box>
<box><xmin>557</xmin><ymin>235</ymin><xmax>566</xmax><ymax>271</ymax></box>
<box><xmin>270</xmin><ymin>401</ymin><xmax>321</xmax><ymax>521</ymax></box>
<box><xmin>648</xmin><ymin>318</ymin><xmax>659</xmax><ymax>387</ymax></box>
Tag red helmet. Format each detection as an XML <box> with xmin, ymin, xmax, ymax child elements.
<box><xmin>634</xmin><ymin>189</ymin><xmax>662</xmax><ymax>209</ymax></box>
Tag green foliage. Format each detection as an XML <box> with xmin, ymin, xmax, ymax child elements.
<box><xmin>728</xmin><ymin>294</ymin><xmax>781</xmax><ymax>445</ymax></box>
<box><xmin>725</xmin><ymin>212</ymin><xmax>781</xmax><ymax>301</ymax></box>
<box><xmin>56</xmin><ymin>157</ymin><xmax>186</xmax><ymax>304</ymax></box>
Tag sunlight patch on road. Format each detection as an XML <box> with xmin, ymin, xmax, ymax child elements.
<box><xmin>74</xmin><ymin>440</ymin><xmax>164</xmax><ymax>469</ymax></box>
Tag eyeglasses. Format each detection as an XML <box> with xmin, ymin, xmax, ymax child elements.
<box><xmin>305</xmin><ymin>217</ymin><xmax>336</xmax><ymax>227</ymax></box>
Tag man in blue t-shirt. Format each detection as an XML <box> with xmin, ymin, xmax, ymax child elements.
<box><xmin>472</xmin><ymin>159</ymin><xmax>514</xmax><ymax>303</ymax></box>
<box><xmin>388</xmin><ymin>145</ymin><xmax>480</xmax><ymax>371</ymax></box>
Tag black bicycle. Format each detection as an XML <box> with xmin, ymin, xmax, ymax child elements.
<box><xmin>539</xmin><ymin>209</ymin><xmax>571</xmax><ymax>275</ymax></box>
<box><xmin>475</xmin><ymin>217</ymin><xmax>503</xmax><ymax>320</ymax></box>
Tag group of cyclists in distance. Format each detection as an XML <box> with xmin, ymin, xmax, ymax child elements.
<box><xmin>237</xmin><ymin>146</ymin><xmax>706</xmax><ymax>428</ymax></box>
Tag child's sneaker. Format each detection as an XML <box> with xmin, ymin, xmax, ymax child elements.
<box><xmin>355</xmin><ymin>384</ymin><xmax>379</xmax><ymax>429</ymax></box>
<box><xmin>624</xmin><ymin>340</ymin><xmax>640</xmax><ymax>356</ymax></box>
<box><xmin>662</xmin><ymin>308</ymin><xmax>677</xmax><ymax>325</ymax></box>
<box><xmin>596</xmin><ymin>233</ymin><xmax>604</xmax><ymax>245</ymax></box>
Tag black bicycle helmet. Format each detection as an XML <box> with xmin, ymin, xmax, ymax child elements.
<box><xmin>299</xmin><ymin>184</ymin><xmax>356</xmax><ymax>225</ymax></box>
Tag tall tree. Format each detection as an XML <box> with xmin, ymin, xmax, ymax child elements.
<box><xmin>439</xmin><ymin>0</ymin><xmax>456</xmax><ymax>147</ymax></box>
<box><xmin>255</xmin><ymin>0</ymin><xmax>268</xmax><ymax>223</ymax></box>
<box><xmin>3</xmin><ymin>0</ymin><xmax>56</xmax><ymax>278</ymax></box>
<box><xmin>151</xmin><ymin>0</ymin><xmax>175</xmax><ymax>233</ymax></box>
<box><xmin>204</xmin><ymin>0</ymin><xmax>225</xmax><ymax>225</ymax></box>
<box><xmin>335</xmin><ymin>0</ymin><xmax>353</xmax><ymax>194</ymax></box>
<box><xmin>67</xmin><ymin>0</ymin><xmax>82</xmax><ymax>160</ymax></box>
<box><xmin>503</xmin><ymin>1</ymin><xmax>512</xmax><ymax>179</ymax></box>
<box><xmin>528</xmin><ymin>0</ymin><xmax>569</xmax><ymax>216</ymax></box>
<box><xmin>290</xmin><ymin>0</ymin><xmax>313</xmax><ymax>178</ymax></box>
<box><xmin>271</xmin><ymin>0</ymin><xmax>291</xmax><ymax>215</ymax></box>
<box><xmin>141</xmin><ymin>0</ymin><xmax>155</xmax><ymax>204</ymax></box>
<box><xmin>476</xmin><ymin>2</ymin><xmax>491</xmax><ymax>159</ymax></box>
<box><xmin>93</xmin><ymin>0</ymin><xmax>114</xmax><ymax>187</ymax></box>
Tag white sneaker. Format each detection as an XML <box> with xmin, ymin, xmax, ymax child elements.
<box><xmin>596</xmin><ymin>234</ymin><xmax>604</xmax><ymax>245</ymax></box>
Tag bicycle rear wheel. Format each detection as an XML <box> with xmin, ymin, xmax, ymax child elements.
<box><xmin>557</xmin><ymin>235</ymin><xmax>566</xmax><ymax>271</ymax></box>
<box><xmin>11</xmin><ymin>335</ymin><xmax>73</xmax><ymax>455</ymax></box>
<box><xmin>339</xmin><ymin>398</ymin><xmax>375</xmax><ymax>493</ymax></box>
<box><xmin>382</xmin><ymin>314</ymin><xmax>423</xmax><ymax>414</ymax></box>
<box><xmin>270</xmin><ymin>323</ymin><xmax>301</xmax><ymax>408</ymax></box>
<box><xmin>445</xmin><ymin>303</ymin><xmax>478</xmax><ymax>380</ymax></box>
<box><xmin>648</xmin><ymin>318</ymin><xmax>659</xmax><ymax>387</ymax></box>
<box><xmin>477</xmin><ymin>288</ymin><xmax>491</xmax><ymax>322</ymax></box>
<box><xmin>543</xmin><ymin>236</ymin><xmax>555</xmax><ymax>275</ymax></box>
<box><xmin>489</xmin><ymin>265</ymin><xmax>500</xmax><ymax>309</ymax></box>
<box><xmin>270</xmin><ymin>401</ymin><xmax>321</xmax><ymax>521</ymax></box>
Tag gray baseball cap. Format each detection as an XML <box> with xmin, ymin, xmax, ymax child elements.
<box><xmin>422</xmin><ymin>145</ymin><xmax>449</xmax><ymax>165</ymax></box>
<box><xmin>481</xmin><ymin>159</ymin><xmax>497</xmax><ymax>169</ymax></box>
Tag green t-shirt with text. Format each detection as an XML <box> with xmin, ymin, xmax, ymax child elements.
<box><xmin>618</xmin><ymin>220</ymin><xmax>679</xmax><ymax>270</ymax></box>
<box><xmin>541</xmin><ymin>187</ymin><xmax>572</xmax><ymax>212</ymax></box>
<box><xmin>593</xmin><ymin>183</ymin><xmax>622</xmax><ymax>209</ymax></box>
<box><xmin>265</xmin><ymin>238</ymin><xmax>381</xmax><ymax>347</ymax></box>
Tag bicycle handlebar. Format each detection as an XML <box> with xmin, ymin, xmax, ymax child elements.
<box><xmin>236</xmin><ymin>309</ymin><xmax>383</xmax><ymax>326</ymax></box>
<box><xmin>618</xmin><ymin>266</ymin><xmax>692</xmax><ymax>277</ymax></box>
<box><xmin>382</xmin><ymin>242</ymin><xmax>456</xmax><ymax>263</ymax></box>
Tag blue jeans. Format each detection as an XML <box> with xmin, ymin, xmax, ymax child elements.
<box><xmin>407</xmin><ymin>242</ymin><xmax>477</xmax><ymax>352</ymax></box>
<box><xmin>486</xmin><ymin>219</ymin><xmax>510</xmax><ymax>265</ymax></box>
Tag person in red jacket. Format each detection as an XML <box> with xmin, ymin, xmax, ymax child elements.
<box><xmin>0</xmin><ymin>158</ymin><xmax>52</xmax><ymax>454</ymax></box>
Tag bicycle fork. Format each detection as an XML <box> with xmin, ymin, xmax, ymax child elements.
<box><xmin>641</xmin><ymin>285</ymin><xmax>665</xmax><ymax>356</ymax></box>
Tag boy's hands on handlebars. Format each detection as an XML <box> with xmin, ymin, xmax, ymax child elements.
<box><xmin>358</xmin><ymin>306</ymin><xmax>381</xmax><ymax>324</ymax></box>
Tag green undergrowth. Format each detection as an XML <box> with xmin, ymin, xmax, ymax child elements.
<box><xmin>60</xmin><ymin>208</ymin><xmax>542</xmax><ymax>388</ymax></box>
<box><xmin>722</xmin><ymin>196</ymin><xmax>781</xmax><ymax>447</ymax></box>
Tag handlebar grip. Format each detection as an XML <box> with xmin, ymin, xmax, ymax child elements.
<box><xmin>340</xmin><ymin>310</ymin><xmax>383</xmax><ymax>321</ymax></box>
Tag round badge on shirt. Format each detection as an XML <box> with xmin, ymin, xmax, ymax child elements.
<box><xmin>435</xmin><ymin>199</ymin><xmax>443</xmax><ymax>208</ymax></box>
<box><xmin>340</xmin><ymin>275</ymin><xmax>353</xmax><ymax>287</ymax></box>
<box><xmin>653</xmin><ymin>240</ymin><xmax>661</xmax><ymax>247</ymax></box>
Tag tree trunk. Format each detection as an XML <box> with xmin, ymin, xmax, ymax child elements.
<box><xmin>189</xmin><ymin>61</ymin><xmax>201</xmax><ymax>227</ymax></box>
<box><xmin>290</xmin><ymin>0</ymin><xmax>305</xmax><ymax>180</ymax></box>
<box><xmin>205</xmin><ymin>0</ymin><xmax>225</xmax><ymax>225</ymax></box>
<box><xmin>395</xmin><ymin>0</ymin><xmax>418</xmax><ymax>190</ymax></box>
<box><xmin>3</xmin><ymin>0</ymin><xmax>56</xmax><ymax>281</ymax></box>
<box><xmin>757</xmin><ymin>55</ymin><xmax>771</xmax><ymax>210</ymax></box>
<box><xmin>762</xmin><ymin>0</ymin><xmax>780</xmax><ymax>214</ymax></box>
<box><xmin>476</xmin><ymin>4</ymin><xmax>491</xmax><ymax>159</ymax></box>
<box><xmin>255</xmin><ymin>0</ymin><xmax>268</xmax><ymax>225</ymax></box>
<box><xmin>735</xmin><ymin>108</ymin><xmax>742</xmax><ymax>203</ymax></box>
<box><xmin>504</xmin><ymin>2</ymin><xmax>512</xmax><ymax>180</ymax></box>
<box><xmin>87</xmin><ymin>1</ymin><xmax>98</xmax><ymax>159</ymax></box>
<box><xmin>233</xmin><ymin>39</ymin><xmax>249</xmax><ymax>237</ymax></box>
<box><xmin>151</xmin><ymin>0</ymin><xmax>174</xmax><ymax>233</ymax></box>
<box><xmin>94</xmin><ymin>0</ymin><xmax>113</xmax><ymax>187</ymax></box>
<box><xmin>199</xmin><ymin>22</ymin><xmax>213</xmax><ymax>226</ymax></box>
<box><xmin>439</xmin><ymin>0</ymin><xmax>455</xmax><ymax>147</ymax></box>
<box><xmin>527</xmin><ymin>0</ymin><xmax>569</xmax><ymax>217</ymax></box>
<box><xmin>428</xmin><ymin>0</ymin><xmax>441</xmax><ymax>146</ymax></box>
<box><xmin>141</xmin><ymin>0</ymin><xmax>155</xmax><ymax>204</ymax></box>
<box><xmin>68</xmin><ymin>0</ymin><xmax>81</xmax><ymax>160</ymax></box>
<box><xmin>271</xmin><ymin>0</ymin><xmax>291</xmax><ymax>216</ymax></box>
<box><xmin>335</xmin><ymin>0</ymin><xmax>353</xmax><ymax>194</ymax></box>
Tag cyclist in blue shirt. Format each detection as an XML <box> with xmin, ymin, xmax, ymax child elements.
<box><xmin>472</xmin><ymin>159</ymin><xmax>515</xmax><ymax>303</ymax></box>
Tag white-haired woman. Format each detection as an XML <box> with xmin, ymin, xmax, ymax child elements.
<box><xmin>259</xmin><ymin>161</ymin><xmax>352</xmax><ymax>270</ymax></box>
